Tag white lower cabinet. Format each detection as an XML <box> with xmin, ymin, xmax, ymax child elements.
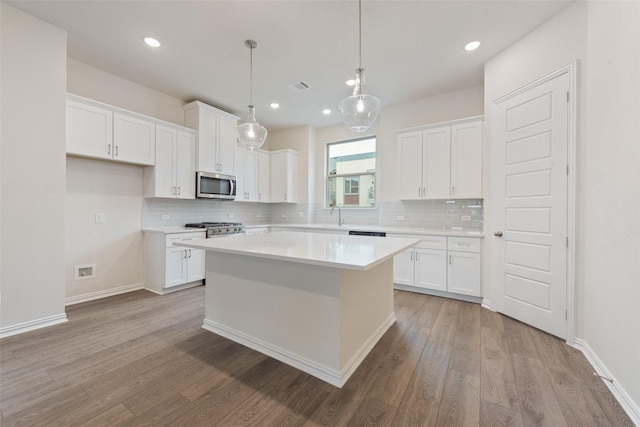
<box><xmin>392</xmin><ymin>234</ymin><xmax>481</xmax><ymax>298</ymax></box>
<box><xmin>144</xmin><ymin>231</ymin><xmax>205</xmax><ymax>294</ymax></box>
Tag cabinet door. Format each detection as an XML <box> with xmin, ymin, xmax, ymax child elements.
<box><xmin>66</xmin><ymin>100</ymin><xmax>112</xmax><ymax>159</ymax></box>
<box><xmin>217</xmin><ymin>115</ymin><xmax>237</xmax><ymax>175</ymax></box>
<box><xmin>269</xmin><ymin>153</ymin><xmax>287</xmax><ymax>203</ymax></box>
<box><xmin>234</xmin><ymin>147</ymin><xmax>246</xmax><ymax>201</ymax></box>
<box><xmin>175</xmin><ymin>130</ymin><xmax>196</xmax><ymax>199</ymax></box>
<box><xmin>195</xmin><ymin>108</ymin><xmax>218</xmax><ymax>173</ymax></box>
<box><xmin>244</xmin><ymin>149</ymin><xmax>258</xmax><ymax>201</ymax></box>
<box><xmin>113</xmin><ymin>112</ymin><xmax>156</xmax><ymax>165</ymax></box>
<box><xmin>415</xmin><ymin>248</ymin><xmax>447</xmax><ymax>291</ymax></box>
<box><xmin>165</xmin><ymin>247</ymin><xmax>187</xmax><ymax>288</ymax></box>
<box><xmin>397</xmin><ymin>131</ymin><xmax>423</xmax><ymax>200</ymax></box>
<box><xmin>153</xmin><ymin>125</ymin><xmax>176</xmax><ymax>198</ymax></box>
<box><xmin>393</xmin><ymin>249</ymin><xmax>415</xmax><ymax>286</ymax></box>
<box><xmin>423</xmin><ymin>126</ymin><xmax>451</xmax><ymax>199</ymax></box>
<box><xmin>185</xmin><ymin>248</ymin><xmax>205</xmax><ymax>282</ymax></box>
<box><xmin>448</xmin><ymin>251</ymin><xmax>481</xmax><ymax>296</ymax></box>
<box><xmin>451</xmin><ymin>121</ymin><xmax>482</xmax><ymax>199</ymax></box>
<box><xmin>258</xmin><ymin>150</ymin><xmax>270</xmax><ymax>202</ymax></box>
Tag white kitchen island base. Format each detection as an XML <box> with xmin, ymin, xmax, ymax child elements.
<box><xmin>201</xmin><ymin>251</ymin><xmax>395</xmax><ymax>388</ymax></box>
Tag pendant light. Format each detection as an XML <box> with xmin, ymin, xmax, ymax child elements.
<box><xmin>237</xmin><ymin>40</ymin><xmax>267</xmax><ymax>151</ymax></box>
<box><xmin>339</xmin><ymin>0</ymin><xmax>380</xmax><ymax>132</ymax></box>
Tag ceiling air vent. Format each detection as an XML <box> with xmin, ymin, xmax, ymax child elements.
<box><xmin>288</xmin><ymin>81</ymin><xmax>310</xmax><ymax>92</ymax></box>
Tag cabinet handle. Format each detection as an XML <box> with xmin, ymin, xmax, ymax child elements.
<box><xmin>449</xmin><ymin>255</ymin><xmax>452</xmax><ymax>265</ymax></box>
<box><xmin>284</xmin><ymin>192</ymin><xmax>287</xmax><ymax>201</ymax></box>
<box><xmin>415</xmin><ymin>252</ymin><xmax>419</xmax><ymax>261</ymax></box>
<box><xmin>115</xmin><ymin>145</ymin><xmax>119</xmax><ymax>157</ymax></box>
<box><xmin>172</xmin><ymin>186</ymin><xmax>176</xmax><ymax>195</ymax></box>
<box><xmin>183</xmin><ymin>250</ymin><xmax>188</xmax><ymax>259</ymax></box>
<box><xmin>452</xmin><ymin>185</ymin><xmax>455</xmax><ymax>196</ymax></box>
<box><xmin>107</xmin><ymin>144</ymin><xmax>111</xmax><ymax>155</ymax></box>
<box><xmin>188</xmin><ymin>249</ymin><xmax>192</xmax><ymax>258</ymax></box>
<box><xmin>258</xmin><ymin>193</ymin><xmax>261</xmax><ymax>201</ymax></box>
<box><xmin>410</xmin><ymin>251</ymin><xmax>413</xmax><ymax>261</ymax></box>
<box><xmin>423</xmin><ymin>187</ymin><xmax>426</xmax><ymax>197</ymax></box>
<box><xmin>177</xmin><ymin>187</ymin><xmax>181</xmax><ymax>195</ymax></box>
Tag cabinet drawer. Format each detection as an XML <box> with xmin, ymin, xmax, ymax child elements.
<box><xmin>416</xmin><ymin>236</ymin><xmax>447</xmax><ymax>250</ymax></box>
<box><xmin>447</xmin><ymin>237</ymin><xmax>481</xmax><ymax>253</ymax></box>
<box><xmin>165</xmin><ymin>232</ymin><xmax>205</xmax><ymax>248</ymax></box>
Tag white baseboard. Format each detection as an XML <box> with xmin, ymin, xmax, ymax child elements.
<box><xmin>394</xmin><ymin>284</ymin><xmax>483</xmax><ymax>304</ymax></box>
<box><xmin>0</xmin><ymin>313</ymin><xmax>68</xmax><ymax>339</ymax></box>
<box><xmin>65</xmin><ymin>282</ymin><xmax>144</xmax><ymax>306</ymax></box>
<box><xmin>202</xmin><ymin>312</ymin><xmax>395</xmax><ymax>388</ymax></box>
<box><xmin>572</xmin><ymin>338</ymin><xmax>640</xmax><ymax>425</ymax></box>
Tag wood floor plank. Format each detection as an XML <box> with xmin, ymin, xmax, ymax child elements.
<box><xmin>348</xmin><ymin>396</ymin><xmax>397</xmax><ymax>426</ymax></box>
<box><xmin>392</xmin><ymin>339</ymin><xmax>453</xmax><ymax>426</ymax></box>
<box><xmin>449</xmin><ymin>301</ymin><xmax>481</xmax><ymax>376</ymax></box>
<box><xmin>435</xmin><ymin>368</ymin><xmax>481</xmax><ymax>426</ymax></box>
<box><xmin>509</xmin><ymin>353</ymin><xmax>568</xmax><ymax>426</ymax></box>
<box><xmin>480</xmin><ymin>400</ymin><xmax>524</xmax><ymax>427</ymax></box>
<box><xmin>0</xmin><ymin>286</ymin><xmax>631</xmax><ymax>427</ymax></box>
<box><xmin>368</xmin><ymin>324</ymin><xmax>430</xmax><ymax>407</ymax></box>
<box><xmin>529</xmin><ymin>326</ymin><xmax>612</xmax><ymax>426</ymax></box>
<box><xmin>480</xmin><ymin>326</ymin><xmax>520</xmax><ymax>410</ymax></box>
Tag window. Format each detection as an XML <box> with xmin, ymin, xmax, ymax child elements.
<box><xmin>326</xmin><ymin>137</ymin><xmax>376</xmax><ymax>207</ymax></box>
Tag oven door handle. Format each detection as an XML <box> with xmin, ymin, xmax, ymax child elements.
<box><xmin>230</xmin><ymin>179</ymin><xmax>235</xmax><ymax>197</ymax></box>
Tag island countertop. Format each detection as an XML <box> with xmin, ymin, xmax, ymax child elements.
<box><xmin>175</xmin><ymin>231</ymin><xmax>419</xmax><ymax>271</ymax></box>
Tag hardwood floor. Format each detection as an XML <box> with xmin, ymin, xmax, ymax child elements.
<box><xmin>0</xmin><ymin>287</ymin><xmax>632</xmax><ymax>426</ymax></box>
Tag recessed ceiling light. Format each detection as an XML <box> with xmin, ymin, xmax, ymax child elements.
<box><xmin>346</xmin><ymin>79</ymin><xmax>356</xmax><ymax>87</ymax></box>
<box><xmin>270</xmin><ymin>103</ymin><xmax>280</xmax><ymax>109</ymax></box>
<box><xmin>323</xmin><ymin>109</ymin><xmax>332</xmax><ymax>115</ymax></box>
<box><xmin>464</xmin><ymin>41</ymin><xmax>481</xmax><ymax>51</ymax></box>
<box><xmin>144</xmin><ymin>37</ymin><xmax>161</xmax><ymax>48</ymax></box>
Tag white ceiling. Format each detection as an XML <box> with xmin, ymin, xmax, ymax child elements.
<box><xmin>7</xmin><ymin>0</ymin><xmax>572</xmax><ymax>131</ymax></box>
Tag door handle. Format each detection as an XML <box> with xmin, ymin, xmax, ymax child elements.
<box><xmin>494</xmin><ymin>231</ymin><xmax>503</xmax><ymax>237</ymax></box>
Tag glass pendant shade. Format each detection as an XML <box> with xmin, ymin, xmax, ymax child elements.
<box><xmin>237</xmin><ymin>105</ymin><xmax>267</xmax><ymax>151</ymax></box>
<box><xmin>339</xmin><ymin>68</ymin><xmax>380</xmax><ymax>132</ymax></box>
<box><xmin>237</xmin><ymin>40</ymin><xmax>267</xmax><ymax>151</ymax></box>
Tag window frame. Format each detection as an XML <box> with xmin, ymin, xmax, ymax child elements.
<box><xmin>325</xmin><ymin>135</ymin><xmax>377</xmax><ymax>209</ymax></box>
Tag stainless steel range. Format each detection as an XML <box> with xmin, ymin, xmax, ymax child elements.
<box><xmin>185</xmin><ymin>222</ymin><xmax>246</xmax><ymax>238</ymax></box>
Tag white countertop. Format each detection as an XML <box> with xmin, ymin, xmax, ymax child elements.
<box><xmin>142</xmin><ymin>226</ymin><xmax>204</xmax><ymax>234</ymax></box>
<box><xmin>175</xmin><ymin>231</ymin><xmax>420</xmax><ymax>271</ymax></box>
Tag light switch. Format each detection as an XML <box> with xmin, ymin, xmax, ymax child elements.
<box><xmin>95</xmin><ymin>213</ymin><xmax>104</xmax><ymax>224</ymax></box>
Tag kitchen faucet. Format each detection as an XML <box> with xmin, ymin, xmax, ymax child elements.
<box><xmin>330</xmin><ymin>204</ymin><xmax>344</xmax><ymax>226</ymax></box>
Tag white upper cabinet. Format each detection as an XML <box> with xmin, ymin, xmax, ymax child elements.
<box><xmin>144</xmin><ymin>124</ymin><xmax>196</xmax><ymax>199</ymax></box>
<box><xmin>450</xmin><ymin>121</ymin><xmax>483</xmax><ymax>199</ymax></box>
<box><xmin>183</xmin><ymin>101</ymin><xmax>239</xmax><ymax>176</ymax></box>
<box><xmin>234</xmin><ymin>147</ymin><xmax>259</xmax><ymax>202</ymax></box>
<box><xmin>66</xmin><ymin>98</ymin><xmax>112</xmax><ymax>160</ymax></box>
<box><xmin>269</xmin><ymin>149</ymin><xmax>298</xmax><ymax>203</ymax></box>
<box><xmin>112</xmin><ymin>112</ymin><xmax>155</xmax><ymax>165</ymax></box>
<box><xmin>397</xmin><ymin>116</ymin><xmax>483</xmax><ymax>200</ymax></box>
<box><xmin>67</xmin><ymin>94</ymin><xmax>155</xmax><ymax>166</ymax></box>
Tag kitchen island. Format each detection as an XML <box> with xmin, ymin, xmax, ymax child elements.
<box><xmin>176</xmin><ymin>231</ymin><xmax>419</xmax><ymax>387</ymax></box>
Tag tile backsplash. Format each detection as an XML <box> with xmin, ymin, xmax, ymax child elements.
<box><xmin>143</xmin><ymin>198</ymin><xmax>483</xmax><ymax>233</ymax></box>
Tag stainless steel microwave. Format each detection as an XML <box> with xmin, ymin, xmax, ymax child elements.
<box><xmin>196</xmin><ymin>171</ymin><xmax>236</xmax><ymax>200</ymax></box>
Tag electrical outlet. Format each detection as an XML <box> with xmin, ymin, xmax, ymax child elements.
<box><xmin>461</xmin><ymin>215</ymin><xmax>471</xmax><ymax>221</ymax></box>
<box><xmin>161</xmin><ymin>214</ymin><xmax>170</xmax><ymax>220</ymax></box>
<box><xmin>95</xmin><ymin>213</ymin><xmax>104</xmax><ymax>224</ymax></box>
<box><xmin>281</xmin><ymin>213</ymin><xmax>287</xmax><ymax>218</ymax></box>
<box><xmin>228</xmin><ymin>213</ymin><xmax>234</xmax><ymax>218</ymax></box>
<box><xmin>396</xmin><ymin>215</ymin><xmax>405</xmax><ymax>221</ymax></box>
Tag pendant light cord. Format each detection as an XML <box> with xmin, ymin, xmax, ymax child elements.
<box><xmin>246</xmin><ymin>40</ymin><xmax>256</xmax><ymax>107</ymax></box>
<box><xmin>358</xmin><ymin>0</ymin><xmax>362</xmax><ymax>70</ymax></box>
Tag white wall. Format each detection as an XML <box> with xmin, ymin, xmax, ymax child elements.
<box><xmin>581</xmin><ymin>0</ymin><xmax>640</xmax><ymax>408</ymax></box>
<box><xmin>67</xmin><ymin>59</ymin><xmax>185</xmax><ymax>125</ymax></box>
<box><xmin>485</xmin><ymin>0</ymin><xmax>640</xmax><ymax>413</ymax></box>
<box><xmin>65</xmin><ymin>158</ymin><xmax>145</xmax><ymax>300</ymax></box>
<box><xmin>1</xmin><ymin>5</ymin><xmax>67</xmax><ymax>332</ymax></box>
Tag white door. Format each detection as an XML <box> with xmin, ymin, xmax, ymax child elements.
<box><xmin>491</xmin><ymin>70</ymin><xmax>570</xmax><ymax>339</ymax></box>
<box><xmin>393</xmin><ymin>249</ymin><xmax>415</xmax><ymax>286</ymax></box>
<box><xmin>397</xmin><ymin>131</ymin><xmax>423</xmax><ymax>200</ymax></box>
<box><xmin>154</xmin><ymin>125</ymin><xmax>176</xmax><ymax>198</ymax></box>
<box><xmin>113</xmin><ymin>113</ymin><xmax>156</xmax><ymax>165</ymax></box>
<box><xmin>451</xmin><ymin>121</ymin><xmax>483</xmax><ymax>199</ymax></box>
<box><xmin>175</xmin><ymin>130</ymin><xmax>196</xmax><ymax>199</ymax></box>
